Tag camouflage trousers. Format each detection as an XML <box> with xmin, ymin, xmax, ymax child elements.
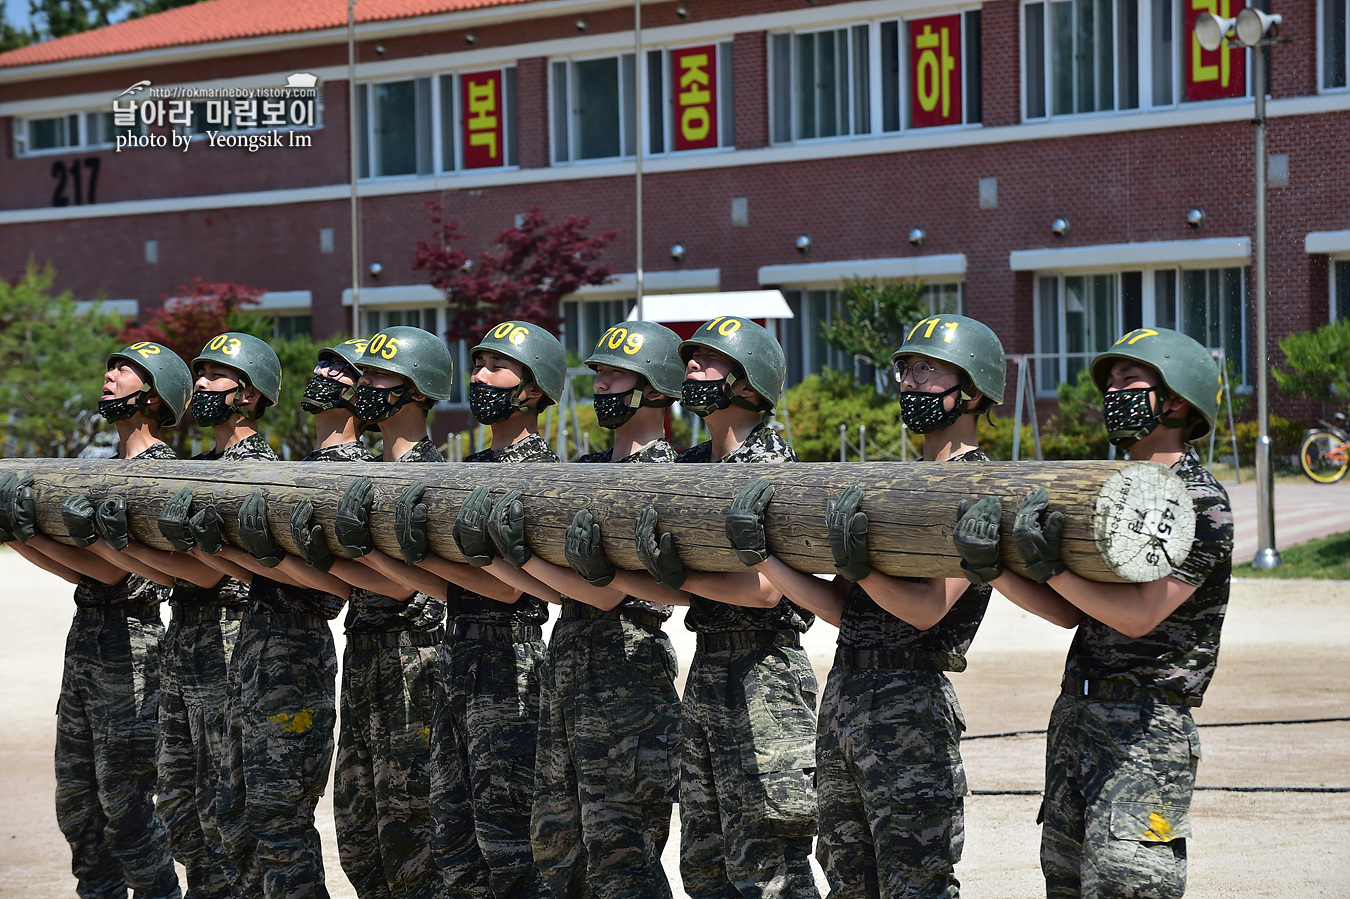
<box><xmin>680</xmin><ymin>636</ymin><xmax>820</xmax><ymax>899</ymax></box>
<box><xmin>530</xmin><ymin>616</ymin><xmax>681</xmax><ymax>899</ymax></box>
<box><xmin>1041</xmin><ymin>695</ymin><xmax>1199</xmax><ymax>899</ymax></box>
<box><xmin>815</xmin><ymin>665</ymin><xmax>967</xmax><ymax>899</ymax></box>
<box><xmin>217</xmin><ymin>611</ymin><xmax>338</xmax><ymax>899</ymax></box>
<box><xmin>333</xmin><ymin>632</ymin><xmax>444</xmax><ymax>899</ymax></box>
<box><xmin>430</xmin><ymin>626</ymin><xmax>545</xmax><ymax>899</ymax></box>
<box><xmin>55</xmin><ymin>604</ymin><xmax>181</xmax><ymax>899</ymax></box>
<box><xmin>158</xmin><ymin>605</ymin><xmax>243</xmax><ymax>899</ymax></box>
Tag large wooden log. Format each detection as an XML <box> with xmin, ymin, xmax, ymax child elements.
<box><xmin>0</xmin><ymin>458</ymin><xmax>1195</xmax><ymax>583</ymax></box>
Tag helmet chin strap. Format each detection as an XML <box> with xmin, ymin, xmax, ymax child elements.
<box><xmin>724</xmin><ymin>372</ymin><xmax>765</xmax><ymax>413</ymax></box>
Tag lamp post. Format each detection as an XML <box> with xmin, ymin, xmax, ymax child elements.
<box><xmin>1196</xmin><ymin>6</ymin><xmax>1284</xmax><ymax>569</ymax></box>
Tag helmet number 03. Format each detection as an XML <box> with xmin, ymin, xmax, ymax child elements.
<box><xmin>491</xmin><ymin>322</ymin><xmax>531</xmax><ymax>345</ymax></box>
<box><xmin>208</xmin><ymin>334</ymin><xmax>243</xmax><ymax>357</ymax></box>
<box><xmin>128</xmin><ymin>341</ymin><xmax>162</xmax><ymax>359</ymax></box>
<box><xmin>367</xmin><ymin>334</ymin><xmax>400</xmax><ymax>360</ymax></box>
<box><xmin>704</xmin><ymin>317</ymin><xmax>742</xmax><ymax>336</ymax></box>
<box><xmin>599</xmin><ymin>326</ymin><xmax>645</xmax><ymax>355</ymax></box>
<box><xmin>907</xmin><ymin>317</ymin><xmax>960</xmax><ymax>342</ymax></box>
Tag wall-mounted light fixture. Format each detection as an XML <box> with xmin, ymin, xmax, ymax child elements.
<box><xmin>676</xmin><ymin>3</ymin><xmax>689</xmax><ymax>17</ymax></box>
<box><xmin>465</xmin><ymin>31</ymin><xmax>476</xmax><ymax>45</ymax></box>
<box><xmin>575</xmin><ymin>16</ymin><xmax>587</xmax><ymax>31</ymax></box>
<box><xmin>670</xmin><ymin>244</ymin><xmax>686</xmax><ymax>263</ymax></box>
<box><xmin>908</xmin><ymin>227</ymin><xmax>926</xmax><ymax>247</ymax></box>
<box><xmin>368</xmin><ymin>262</ymin><xmax>383</xmax><ymax>279</ymax></box>
<box><xmin>1051</xmin><ymin>217</ymin><xmax>1070</xmax><ymax>239</ymax></box>
<box><xmin>795</xmin><ymin>235</ymin><xmax>812</xmax><ymax>254</ymax></box>
<box><xmin>374</xmin><ymin>43</ymin><xmax>386</xmax><ymax>56</ymax></box>
<box><xmin>1186</xmin><ymin>207</ymin><xmax>1206</xmax><ymax>231</ymax></box>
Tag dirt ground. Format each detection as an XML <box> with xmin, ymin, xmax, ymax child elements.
<box><xmin>2</xmin><ymin>549</ymin><xmax>1347</xmax><ymax>897</ymax></box>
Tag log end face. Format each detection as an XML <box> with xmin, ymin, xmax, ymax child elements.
<box><xmin>1093</xmin><ymin>462</ymin><xmax>1196</xmax><ymax>583</ymax></box>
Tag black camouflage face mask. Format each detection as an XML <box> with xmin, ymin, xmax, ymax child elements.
<box><xmin>301</xmin><ymin>375</ymin><xmax>352</xmax><ymax>415</ymax></box>
<box><xmin>351</xmin><ymin>383</ymin><xmax>409</xmax><ymax>424</ymax></box>
<box><xmin>97</xmin><ymin>392</ymin><xmax>142</xmax><ymax>423</ymax></box>
<box><xmin>469</xmin><ymin>382</ymin><xmax>518</xmax><ymax>424</ymax></box>
<box><xmin>189</xmin><ymin>388</ymin><xmax>234</xmax><ymax>427</ymax></box>
<box><xmin>681</xmin><ymin>378</ymin><xmax>733</xmax><ymax>417</ymax></box>
<box><xmin>1103</xmin><ymin>387</ymin><xmax>1160</xmax><ymax>448</ymax></box>
<box><xmin>592</xmin><ymin>389</ymin><xmax>641</xmax><ymax>430</ymax></box>
<box><xmin>899</xmin><ymin>385</ymin><xmax>964</xmax><ymax>434</ymax></box>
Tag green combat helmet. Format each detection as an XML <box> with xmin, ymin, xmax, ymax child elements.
<box><xmin>191</xmin><ymin>332</ymin><xmax>282</xmax><ymax>406</ymax></box>
<box><xmin>471</xmin><ymin>320</ymin><xmax>567</xmax><ymax>408</ymax></box>
<box><xmin>320</xmin><ymin>337</ymin><xmax>371</xmax><ymax>373</ymax></box>
<box><xmin>679</xmin><ymin>316</ymin><xmax>787</xmax><ymax>410</ymax></box>
<box><xmin>893</xmin><ymin>313</ymin><xmax>1007</xmax><ymax>406</ymax></box>
<box><xmin>585</xmin><ymin>320</ymin><xmax>684</xmax><ymax>399</ymax></box>
<box><xmin>359</xmin><ymin>327</ymin><xmax>454</xmax><ymax>401</ymax></box>
<box><xmin>107</xmin><ymin>341</ymin><xmax>193</xmax><ymax>426</ymax></box>
<box><xmin>1090</xmin><ymin>327</ymin><xmax>1221</xmax><ymax>441</ymax></box>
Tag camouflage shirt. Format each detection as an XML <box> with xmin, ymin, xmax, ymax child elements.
<box><xmin>453</xmin><ymin>432</ymin><xmax>560</xmax><ymax>625</ymax></box>
<box><xmin>246</xmin><ymin>440</ymin><xmax>347</xmax><ymax>619</ymax></box>
<box><xmin>194</xmin><ymin>432</ymin><xmax>276</xmax><ymax>462</ymax></box>
<box><xmin>677</xmin><ymin>422</ymin><xmax>813</xmax><ymax>635</ymax></box>
<box><xmin>575</xmin><ymin>438</ymin><xmax>678</xmax><ymax>622</ymax></box>
<box><xmin>837</xmin><ymin>448</ymin><xmax>992</xmax><ymax>671</ymax></box>
<box><xmin>348</xmin><ymin>437</ymin><xmax>446</xmax><ymax>634</ymax></box>
<box><xmin>75</xmin><ymin>441</ymin><xmax>177</xmax><ymax>609</ymax></box>
<box><xmin>1063</xmin><ymin>448</ymin><xmax>1233</xmax><ymax>703</ymax></box>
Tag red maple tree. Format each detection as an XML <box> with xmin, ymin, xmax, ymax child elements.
<box><xmin>119</xmin><ymin>278</ymin><xmax>262</xmax><ymax>362</ymax></box>
<box><xmin>413</xmin><ymin>205</ymin><xmax>616</xmax><ymax>342</ymax></box>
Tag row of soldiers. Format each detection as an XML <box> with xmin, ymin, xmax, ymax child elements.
<box><xmin>0</xmin><ymin>311</ymin><xmax>1232</xmax><ymax>899</ymax></box>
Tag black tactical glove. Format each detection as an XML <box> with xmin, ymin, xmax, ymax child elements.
<box><xmin>10</xmin><ymin>474</ymin><xmax>37</xmax><ymax>543</ymax></box>
<box><xmin>189</xmin><ymin>503</ymin><xmax>225</xmax><ymax>555</ymax></box>
<box><xmin>290</xmin><ymin>498</ymin><xmax>334</xmax><ymax>573</ymax></box>
<box><xmin>334</xmin><ymin>477</ymin><xmax>374</xmax><ymax>558</ymax></box>
<box><xmin>488</xmin><ymin>489</ymin><xmax>531</xmax><ymax>569</ymax></box>
<box><xmin>725</xmin><ymin>478</ymin><xmax>775</xmax><ymax>566</ymax></box>
<box><xmin>394</xmin><ymin>482</ymin><xmax>429</xmax><ymax>565</ymax></box>
<box><xmin>238</xmin><ymin>490</ymin><xmax>283</xmax><ymax>567</ymax></box>
<box><xmin>400</xmin><ymin>592</ymin><xmax>447</xmax><ymax>629</ymax></box>
<box><xmin>0</xmin><ymin>472</ymin><xmax>18</xmax><ymax>542</ymax></box>
<box><xmin>453</xmin><ymin>486</ymin><xmax>495</xmax><ymax>568</ymax></box>
<box><xmin>564</xmin><ymin>509</ymin><xmax>615</xmax><ymax>587</ymax></box>
<box><xmin>635</xmin><ymin>505</ymin><xmax>686</xmax><ymax>591</ymax></box>
<box><xmin>158</xmin><ymin>487</ymin><xmax>196</xmax><ymax>553</ymax></box>
<box><xmin>827</xmin><ymin>485</ymin><xmax>871</xmax><ymax>582</ymax></box>
<box><xmin>953</xmin><ymin>497</ymin><xmax>1003</xmax><ymax>585</ymax></box>
<box><xmin>1012</xmin><ymin>487</ymin><xmax>1067</xmax><ymax>584</ymax></box>
<box><xmin>96</xmin><ymin>496</ymin><xmax>130</xmax><ymax>551</ymax></box>
<box><xmin>60</xmin><ymin>494</ymin><xmax>99</xmax><ymax>548</ymax></box>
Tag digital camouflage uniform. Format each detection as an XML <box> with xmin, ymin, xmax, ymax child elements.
<box><xmin>157</xmin><ymin>439</ymin><xmax>270</xmax><ymax>899</ymax></box>
<box><xmin>432</xmin><ymin>432</ymin><xmax>558</xmax><ymax>898</ymax></box>
<box><xmin>817</xmin><ymin>448</ymin><xmax>992</xmax><ymax>899</ymax></box>
<box><xmin>216</xmin><ymin>434</ymin><xmax>347</xmax><ymax>899</ymax></box>
<box><xmin>1041</xmin><ymin>448</ymin><xmax>1232</xmax><ymax>899</ymax></box>
<box><xmin>531</xmin><ymin>439</ymin><xmax>683</xmax><ymax>899</ymax></box>
<box><xmin>55</xmin><ymin>439</ymin><xmax>180</xmax><ymax>899</ymax></box>
<box><xmin>333</xmin><ymin>437</ymin><xmax>448</xmax><ymax>899</ymax></box>
<box><xmin>676</xmin><ymin>423</ymin><xmax>820</xmax><ymax>899</ymax></box>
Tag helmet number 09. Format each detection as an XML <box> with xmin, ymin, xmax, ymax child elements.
<box><xmin>367</xmin><ymin>334</ymin><xmax>400</xmax><ymax>360</ymax></box>
<box><xmin>705</xmin><ymin>317</ymin><xmax>742</xmax><ymax>336</ymax></box>
<box><xmin>128</xmin><ymin>341</ymin><xmax>162</xmax><ymax>359</ymax></box>
<box><xmin>208</xmin><ymin>334</ymin><xmax>243</xmax><ymax>356</ymax></box>
<box><xmin>907</xmin><ymin>317</ymin><xmax>960</xmax><ymax>342</ymax></box>
<box><xmin>491</xmin><ymin>322</ymin><xmax>531</xmax><ymax>345</ymax></box>
<box><xmin>599</xmin><ymin>326</ymin><xmax>646</xmax><ymax>355</ymax></box>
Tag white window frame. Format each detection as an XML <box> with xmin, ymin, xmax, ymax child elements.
<box><xmin>644</xmin><ymin>42</ymin><xmax>736</xmax><ymax>156</ymax></box>
<box><xmin>1331</xmin><ymin>256</ymin><xmax>1350</xmax><ymax>322</ymax></box>
<box><xmin>550</xmin><ymin>52</ymin><xmax>640</xmax><ymax>164</ymax></box>
<box><xmin>13</xmin><ymin>108</ymin><xmax>142</xmax><ymax>157</ymax></box>
<box><xmin>1320</xmin><ymin>0</ymin><xmax>1350</xmax><ymax>90</ymax></box>
<box><xmin>879</xmin><ymin>11</ymin><xmax>985</xmax><ymax>133</ymax></box>
<box><xmin>769</xmin><ymin>24</ymin><xmax>872</xmax><ymax>145</ymax></box>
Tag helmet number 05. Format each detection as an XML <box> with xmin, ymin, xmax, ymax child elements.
<box><xmin>128</xmin><ymin>341</ymin><xmax>162</xmax><ymax>359</ymax></box>
<box><xmin>208</xmin><ymin>334</ymin><xmax>243</xmax><ymax>357</ymax></box>
<box><xmin>367</xmin><ymin>334</ymin><xmax>400</xmax><ymax>360</ymax></box>
<box><xmin>599</xmin><ymin>326</ymin><xmax>645</xmax><ymax>355</ymax></box>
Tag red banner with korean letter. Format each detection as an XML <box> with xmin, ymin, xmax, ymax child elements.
<box><xmin>462</xmin><ymin>70</ymin><xmax>504</xmax><ymax>168</ymax></box>
<box><xmin>910</xmin><ymin>14</ymin><xmax>963</xmax><ymax>128</ymax></box>
<box><xmin>671</xmin><ymin>45</ymin><xmax>718</xmax><ymax>151</ymax></box>
<box><xmin>1185</xmin><ymin>0</ymin><xmax>1246</xmax><ymax>101</ymax></box>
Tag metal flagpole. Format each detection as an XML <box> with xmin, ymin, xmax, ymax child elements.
<box><xmin>348</xmin><ymin>0</ymin><xmax>362</xmax><ymax>336</ymax></box>
<box><xmin>1251</xmin><ymin>42</ymin><xmax>1280</xmax><ymax>568</ymax></box>
<box><xmin>634</xmin><ymin>0</ymin><xmax>644</xmax><ymax>321</ymax></box>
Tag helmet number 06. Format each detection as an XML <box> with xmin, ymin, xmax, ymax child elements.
<box><xmin>208</xmin><ymin>334</ymin><xmax>243</xmax><ymax>357</ymax></box>
<box><xmin>599</xmin><ymin>326</ymin><xmax>646</xmax><ymax>355</ymax></box>
<box><xmin>367</xmin><ymin>334</ymin><xmax>400</xmax><ymax>360</ymax></box>
<box><xmin>491</xmin><ymin>322</ymin><xmax>531</xmax><ymax>345</ymax></box>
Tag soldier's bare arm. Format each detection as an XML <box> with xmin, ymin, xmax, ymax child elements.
<box><xmin>83</xmin><ymin>540</ymin><xmax>175</xmax><ymax>587</ymax></box>
<box><xmin>608</xmin><ymin>569</ymin><xmax>690</xmax><ymax>606</ymax></box>
<box><xmin>412</xmin><ymin>553</ymin><xmax>522</xmax><ymax>603</ymax></box>
<box><xmin>989</xmin><ymin>572</ymin><xmax>1084</xmax><ymax>629</ymax></box>
<box><xmin>8</xmin><ymin>539</ymin><xmax>83</xmax><ymax>585</ymax></box>
<box><xmin>121</xmin><ymin>541</ymin><xmax>226</xmax><ymax>588</ymax></box>
<box><xmin>681</xmin><ymin>570</ymin><xmax>782</xmax><ymax>609</ymax></box>
<box><xmin>20</xmin><ymin>535</ymin><xmax>135</xmax><ymax>585</ymax></box>
<box><xmin>755</xmin><ymin>556</ymin><xmax>848</xmax><ymax>627</ymax></box>
<box><xmin>852</xmin><ymin>573</ymin><xmax>971</xmax><ymax>632</ymax></box>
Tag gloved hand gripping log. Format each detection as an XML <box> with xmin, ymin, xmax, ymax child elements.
<box><xmin>0</xmin><ymin>457</ymin><xmax>1196</xmax><ymax>585</ymax></box>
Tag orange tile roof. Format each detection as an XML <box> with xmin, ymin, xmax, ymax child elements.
<box><xmin>0</xmin><ymin>0</ymin><xmax>537</xmax><ymax>69</ymax></box>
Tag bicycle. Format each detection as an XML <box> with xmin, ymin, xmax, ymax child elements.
<box><xmin>1299</xmin><ymin>411</ymin><xmax>1350</xmax><ymax>484</ymax></box>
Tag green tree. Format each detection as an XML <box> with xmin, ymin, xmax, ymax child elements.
<box><xmin>782</xmin><ymin>369</ymin><xmax>913</xmax><ymax>462</ymax></box>
<box><xmin>225</xmin><ymin>313</ymin><xmax>332</xmax><ymax>460</ymax></box>
<box><xmin>817</xmin><ymin>278</ymin><xmax>934</xmax><ymax>388</ymax></box>
<box><xmin>1039</xmin><ymin>367</ymin><xmax>1111</xmax><ymax>460</ymax></box>
<box><xmin>0</xmin><ymin>260</ymin><xmax>124</xmax><ymax>457</ymax></box>
<box><xmin>1273</xmin><ymin>319</ymin><xmax>1350</xmax><ymax>406</ymax></box>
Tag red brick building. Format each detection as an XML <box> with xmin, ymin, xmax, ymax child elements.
<box><xmin>2</xmin><ymin>0</ymin><xmax>1347</xmax><ymax>424</ymax></box>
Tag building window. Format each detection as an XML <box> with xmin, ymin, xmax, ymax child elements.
<box><xmin>360</xmin><ymin>308</ymin><xmax>468</xmax><ymax>403</ymax></box>
<box><xmin>771</xmin><ymin>26</ymin><xmax>871</xmax><ymax>142</ymax></box>
<box><xmin>1324</xmin><ymin>0</ymin><xmax>1349</xmax><ymax>89</ymax></box>
<box><xmin>273</xmin><ymin>314</ymin><xmax>311</xmax><ymax>340</ymax></box>
<box><xmin>1035</xmin><ymin>266</ymin><xmax>1246</xmax><ymax>393</ymax></box>
<box><xmin>879</xmin><ymin>13</ymin><xmax>983</xmax><ymax>130</ymax></box>
<box><xmin>562</xmin><ymin>299</ymin><xmax>633</xmax><ymax>356</ymax></box>
<box><xmin>359</xmin><ymin>68</ymin><xmax>516</xmax><ymax>179</ymax></box>
<box><xmin>1334</xmin><ymin>260</ymin><xmax>1350</xmax><ymax>321</ymax></box>
<box><xmin>647</xmin><ymin>43</ymin><xmax>735</xmax><ymax>154</ymax></box>
<box><xmin>14</xmin><ymin>110</ymin><xmax>138</xmax><ymax>155</ymax></box>
<box><xmin>551</xmin><ymin>54</ymin><xmax>644</xmax><ymax>162</ymax></box>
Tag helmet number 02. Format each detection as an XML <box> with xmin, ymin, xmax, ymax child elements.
<box><xmin>128</xmin><ymin>341</ymin><xmax>162</xmax><ymax>359</ymax></box>
<box><xmin>208</xmin><ymin>334</ymin><xmax>243</xmax><ymax>357</ymax></box>
<box><xmin>599</xmin><ymin>326</ymin><xmax>645</xmax><ymax>355</ymax></box>
<box><xmin>367</xmin><ymin>334</ymin><xmax>400</xmax><ymax>360</ymax></box>
<box><xmin>907</xmin><ymin>317</ymin><xmax>960</xmax><ymax>342</ymax></box>
<box><xmin>491</xmin><ymin>322</ymin><xmax>531</xmax><ymax>346</ymax></box>
<box><xmin>705</xmin><ymin>317</ymin><xmax>742</xmax><ymax>336</ymax></box>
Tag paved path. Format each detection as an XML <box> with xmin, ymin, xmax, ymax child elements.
<box><xmin>1221</xmin><ymin>477</ymin><xmax>1350</xmax><ymax>562</ymax></box>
